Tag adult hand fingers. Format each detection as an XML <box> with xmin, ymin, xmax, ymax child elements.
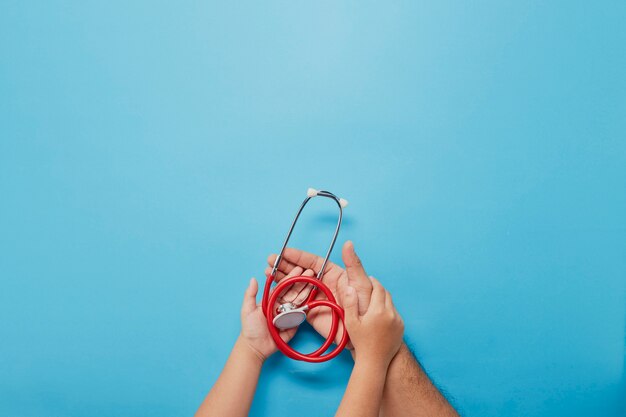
<box><xmin>340</xmin><ymin>285</ymin><xmax>359</xmax><ymax>327</ymax></box>
<box><xmin>282</xmin><ymin>247</ymin><xmax>336</xmax><ymax>273</ymax></box>
<box><xmin>276</xmin><ymin>266</ymin><xmax>303</xmax><ymax>304</ymax></box>
<box><xmin>266</xmin><ymin>254</ymin><xmax>298</xmax><ymax>281</ymax></box>
<box><xmin>265</xmin><ymin>266</ymin><xmax>286</xmax><ymax>281</ymax></box>
<box><xmin>283</xmin><ymin>269</ymin><xmax>315</xmax><ymax>305</ymax></box>
<box><xmin>269</xmin><ymin>247</ymin><xmax>341</xmax><ymax>275</ymax></box>
<box><xmin>342</xmin><ymin>241</ymin><xmax>373</xmax><ymax>315</ymax></box>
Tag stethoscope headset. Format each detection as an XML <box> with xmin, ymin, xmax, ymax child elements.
<box><xmin>262</xmin><ymin>188</ymin><xmax>349</xmax><ymax>362</ymax></box>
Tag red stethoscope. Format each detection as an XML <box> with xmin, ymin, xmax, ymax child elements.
<box><xmin>262</xmin><ymin>188</ymin><xmax>350</xmax><ymax>362</ymax></box>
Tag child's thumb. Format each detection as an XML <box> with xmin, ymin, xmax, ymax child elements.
<box><xmin>242</xmin><ymin>278</ymin><xmax>258</xmax><ymax>314</ymax></box>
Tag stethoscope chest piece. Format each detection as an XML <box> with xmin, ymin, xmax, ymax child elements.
<box><xmin>273</xmin><ymin>303</ymin><xmax>307</xmax><ymax>330</ymax></box>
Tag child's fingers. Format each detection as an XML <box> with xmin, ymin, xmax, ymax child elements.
<box><xmin>385</xmin><ymin>290</ymin><xmax>400</xmax><ymax>316</ymax></box>
<box><xmin>385</xmin><ymin>290</ymin><xmax>393</xmax><ymax>309</ymax></box>
<box><xmin>242</xmin><ymin>278</ymin><xmax>258</xmax><ymax>315</ymax></box>
<box><xmin>369</xmin><ymin>277</ymin><xmax>385</xmax><ymax>311</ymax></box>
<box><xmin>385</xmin><ymin>290</ymin><xmax>403</xmax><ymax>331</ymax></box>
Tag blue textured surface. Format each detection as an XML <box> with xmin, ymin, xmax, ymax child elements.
<box><xmin>1</xmin><ymin>1</ymin><xmax>625</xmax><ymax>416</ymax></box>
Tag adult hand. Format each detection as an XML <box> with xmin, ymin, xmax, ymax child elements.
<box><xmin>265</xmin><ymin>241</ymin><xmax>374</xmax><ymax>346</ymax></box>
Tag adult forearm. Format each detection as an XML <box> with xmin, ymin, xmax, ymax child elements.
<box><xmin>336</xmin><ymin>361</ymin><xmax>388</xmax><ymax>417</ymax></box>
<box><xmin>380</xmin><ymin>343</ymin><xmax>458</xmax><ymax>417</ymax></box>
<box><xmin>195</xmin><ymin>336</ymin><xmax>264</xmax><ymax>417</ymax></box>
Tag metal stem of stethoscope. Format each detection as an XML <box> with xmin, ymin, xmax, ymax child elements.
<box><xmin>270</xmin><ymin>188</ymin><xmax>347</xmax><ymax>283</ymax></box>
<box><xmin>263</xmin><ymin>187</ymin><xmax>350</xmax><ymax>362</ymax></box>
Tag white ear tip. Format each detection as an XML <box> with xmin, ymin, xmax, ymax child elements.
<box><xmin>307</xmin><ymin>188</ymin><xmax>318</xmax><ymax>197</ymax></box>
<box><xmin>339</xmin><ymin>198</ymin><xmax>349</xmax><ymax>208</ymax></box>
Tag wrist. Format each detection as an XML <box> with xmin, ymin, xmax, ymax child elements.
<box><xmin>236</xmin><ymin>335</ymin><xmax>268</xmax><ymax>366</ymax></box>
<box><xmin>354</xmin><ymin>352</ymin><xmax>393</xmax><ymax>373</ymax></box>
<box><xmin>392</xmin><ymin>342</ymin><xmax>413</xmax><ymax>365</ymax></box>
<box><xmin>385</xmin><ymin>342</ymin><xmax>419</xmax><ymax>384</ymax></box>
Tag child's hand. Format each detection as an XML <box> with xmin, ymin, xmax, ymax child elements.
<box><xmin>240</xmin><ymin>267</ymin><xmax>314</xmax><ymax>362</ymax></box>
<box><xmin>339</xmin><ymin>277</ymin><xmax>404</xmax><ymax>367</ymax></box>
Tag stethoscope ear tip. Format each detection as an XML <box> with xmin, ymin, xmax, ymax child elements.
<box><xmin>307</xmin><ymin>187</ymin><xmax>348</xmax><ymax>208</ymax></box>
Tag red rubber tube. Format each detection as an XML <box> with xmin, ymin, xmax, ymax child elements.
<box><xmin>263</xmin><ymin>275</ymin><xmax>349</xmax><ymax>362</ymax></box>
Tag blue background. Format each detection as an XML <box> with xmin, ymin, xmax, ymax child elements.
<box><xmin>1</xmin><ymin>1</ymin><xmax>625</xmax><ymax>416</ymax></box>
